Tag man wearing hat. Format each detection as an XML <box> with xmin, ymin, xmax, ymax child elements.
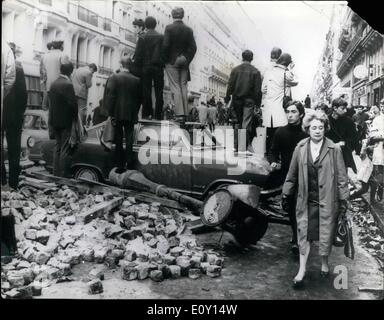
<box><xmin>163</xmin><ymin>7</ymin><xmax>197</xmax><ymax>121</ymax></box>
<box><xmin>40</xmin><ymin>39</ymin><xmax>70</xmax><ymax>110</ymax></box>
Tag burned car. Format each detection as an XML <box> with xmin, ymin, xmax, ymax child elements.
<box><xmin>29</xmin><ymin>120</ymin><xmax>288</xmax><ymax>244</ymax></box>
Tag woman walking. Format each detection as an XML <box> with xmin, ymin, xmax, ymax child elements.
<box><xmin>282</xmin><ymin>111</ymin><xmax>349</xmax><ymax>289</ymax></box>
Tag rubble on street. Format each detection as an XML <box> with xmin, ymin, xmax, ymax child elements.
<box><xmin>351</xmin><ymin>199</ymin><xmax>384</xmax><ymax>272</ymax></box>
<box><xmin>1</xmin><ymin>181</ymin><xmax>224</xmax><ymax>299</ymax></box>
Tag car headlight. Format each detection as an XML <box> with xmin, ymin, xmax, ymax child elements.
<box><xmin>27</xmin><ymin>136</ymin><xmax>35</xmax><ymax>148</ymax></box>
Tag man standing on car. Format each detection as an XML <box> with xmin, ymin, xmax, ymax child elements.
<box><xmin>71</xmin><ymin>63</ymin><xmax>98</xmax><ymax>125</ymax></box>
<box><xmin>224</xmin><ymin>50</ymin><xmax>262</xmax><ymax>152</ymax></box>
<box><xmin>163</xmin><ymin>7</ymin><xmax>197</xmax><ymax>122</ymax></box>
<box><xmin>134</xmin><ymin>16</ymin><xmax>164</xmax><ymax>120</ymax></box>
<box><xmin>104</xmin><ymin>56</ymin><xmax>141</xmax><ymax>173</ymax></box>
<box><xmin>49</xmin><ymin>62</ymin><xmax>78</xmax><ymax>178</ymax></box>
<box><xmin>1</xmin><ymin>42</ymin><xmax>27</xmax><ymax>190</ymax></box>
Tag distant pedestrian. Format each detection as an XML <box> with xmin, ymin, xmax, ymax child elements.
<box><xmin>261</xmin><ymin>47</ymin><xmax>282</xmax><ymax>108</ymax></box>
<box><xmin>207</xmin><ymin>102</ymin><xmax>218</xmax><ymax>133</ymax></box>
<box><xmin>262</xmin><ymin>53</ymin><xmax>298</xmax><ymax>153</ymax></box>
<box><xmin>304</xmin><ymin>94</ymin><xmax>311</xmax><ymax>108</ymax></box>
<box><xmin>134</xmin><ymin>16</ymin><xmax>165</xmax><ymax>120</ymax></box>
<box><xmin>104</xmin><ymin>56</ymin><xmax>141</xmax><ymax>172</ymax></box>
<box><xmin>40</xmin><ymin>40</ymin><xmax>70</xmax><ymax>111</ymax></box>
<box><xmin>163</xmin><ymin>7</ymin><xmax>197</xmax><ymax>122</ymax></box>
<box><xmin>71</xmin><ymin>63</ymin><xmax>97</xmax><ymax>125</ymax></box>
<box><xmin>217</xmin><ymin>100</ymin><xmax>226</xmax><ymax>125</ymax></box>
<box><xmin>225</xmin><ymin>50</ymin><xmax>262</xmax><ymax>152</ymax></box>
<box><xmin>352</xmin><ymin>105</ymin><xmax>369</xmax><ymax>155</ymax></box>
<box><xmin>326</xmin><ymin>97</ymin><xmax>359</xmax><ymax>174</ymax></box>
<box><xmin>48</xmin><ymin>62</ymin><xmax>78</xmax><ymax>178</ymax></box>
<box><xmin>1</xmin><ymin>43</ymin><xmax>27</xmax><ymax>190</ymax></box>
<box><xmin>188</xmin><ymin>104</ymin><xmax>199</xmax><ymax>122</ymax></box>
<box><xmin>40</xmin><ymin>41</ymin><xmax>53</xmax><ymax>110</ymax></box>
<box><xmin>282</xmin><ymin>111</ymin><xmax>349</xmax><ymax>289</ymax></box>
<box><xmin>196</xmin><ymin>101</ymin><xmax>208</xmax><ymax>125</ymax></box>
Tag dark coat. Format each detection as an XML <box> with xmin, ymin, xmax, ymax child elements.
<box><xmin>3</xmin><ymin>61</ymin><xmax>27</xmax><ymax>130</ymax></box>
<box><xmin>104</xmin><ymin>70</ymin><xmax>141</xmax><ymax>122</ymax></box>
<box><xmin>326</xmin><ymin>115</ymin><xmax>359</xmax><ymax>173</ymax></box>
<box><xmin>162</xmin><ymin>20</ymin><xmax>197</xmax><ymax>80</ymax></box>
<box><xmin>134</xmin><ymin>29</ymin><xmax>164</xmax><ymax>68</ymax></box>
<box><xmin>225</xmin><ymin>62</ymin><xmax>262</xmax><ymax>106</ymax></box>
<box><xmin>283</xmin><ymin>138</ymin><xmax>349</xmax><ymax>255</ymax></box>
<box><xmin>48</xmin><ymin>75</ymin><xmax>78</xmax><ymax>129</ymax></box>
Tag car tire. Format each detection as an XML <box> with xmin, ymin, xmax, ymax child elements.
<box><xmin>74</xmin><ymin>167</ymin><xmax>101</xmax><ymax>182</ymax></box>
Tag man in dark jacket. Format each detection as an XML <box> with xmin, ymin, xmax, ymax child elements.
<box><xmin>1</xmin><ymin>43</ymin><xmax>28</xmax><ymax>190</ymax></box>
<box><xmin>304</xmin><ymin>94</ymin><xmax>311</xmax><ymax>108</ymax></box>
<box><xmin>163</xmin><ymin>7</ymin><xmax>197</xmax><ymax>121</ymax></box>
<box><xmin>104</xmin><ymin>56</ymin><xmax>141</xmax><ymax>172</ymax></box>
<box><xmin>326</xmin><ymin>97</ymin><xmax>359</xmax><ymax>173</ymax></box>
<box><xmin>224</xmin><ymin>50</ymin><xmax>262</xmax><ymax>152</ymax></box>
<box><xmin>49</xmin><ymin>62</ymin><xmax>78</xmax><ymax>178</ymax></box>
<box><xmin>268</xmin><ymin>101</ymin><xmax>308</xmax><ymax>254</ymax></box>
<box><xmin>134</xmin><ymin>16</ymin><xmax>164</xmax><ymax>120</ymax></box>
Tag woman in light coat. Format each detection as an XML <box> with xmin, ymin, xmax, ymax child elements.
<box><xmin>282</xmin><ymin>111</ymin><xmax>349</xmax><ymax>289</ymax></box>
<box><xmin>262</xmin><ymin>53</ymin><xmax>298</xmax><ymax>151</ymax></box>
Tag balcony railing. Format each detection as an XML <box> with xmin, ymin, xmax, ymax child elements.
<box><xmin>102</xmin><ymin>18</ymin><xmax>112</xmax><ymax>32</ymax></box>
<box><xmin>336</xmin><ymin>25</ymin><xmax>366</xmax><ymax>77</ymax></box>
<box><xmin>39</xmin><ymin>0</ymin><xmax>52</xmax><ymax>5</ymax></box>
<box><xmin>78</xmin><ymin>5</ymin><xmax>98</xmax><ymax>27</ymax></box>
<box><xmin>98</xmin><ymin>66</ymin><xmax>113</xmax><ymax>76</ymax></box>
<box><xmin>338</xmin><ymin>29</ymin><xmax>351</xmax><ymax>53</ymax></box>
<box><xmin>120</xmin><ymin>27</ymin><xmax>136</xmax><ymax>44</ymax></box>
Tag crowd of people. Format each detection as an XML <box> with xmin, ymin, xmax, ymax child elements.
<box><xmin>1</xmin><ymin>5</ymin><xmax>384</xmax><ymax>292</ymax></box>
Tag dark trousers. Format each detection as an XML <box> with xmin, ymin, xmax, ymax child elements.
<box><xmin>350</xmin><ymin>181</ymin><xmax>370</xmax><ymax>200</ymax></box>
<box><xmin>1</xmin><ymin>126</ymin><xmax>22</xmax><ymax>189</ymax></box>
<box><xmin>231</xmin><ymin>97</ymin><xmax>255</xmax><ymax>151</ymax></box>
<box><xmin>371</xmin><ymin>165</ymin><xmax>384</xmax><ymax>201</ymax></box>
<box><xmin>142</xmin><ymin>66</ymin><xmax>164</xmax><ymax>120</ymax></box>
<box><xmin>208</xmin><ymin>123</ymin><xmax>216</xmax><ymax>133</ymax></box>
<box><xmin>287</xmin><ymin>197</ymin><xmax>298</xmax><ymax>244</ymax></box>
<box><xmin>114</xmin><ymin>121</ymin><xmax>135</xmax><ymax>170</ymax></box>
<box><xmin>266</xmin><ymin>127</ymin><xmax>278</xmax><ymax>155</ymax></box>
<box><xmin>53</xmin><ymin>127</ymin><xmax>72</xmax><ymax>178</ymax></box>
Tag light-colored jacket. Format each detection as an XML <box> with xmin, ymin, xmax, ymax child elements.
<box><xmin>262</xmin><ymin>64</ymin><xmax>298</xmax><ymax>128</ymax></box>
<box><xmin>207</xmin><ymin>106</ymin><xmax>218</xmax><ymax>124</ymax></box>
<box><xmin>282</xmin><ymin>137</ymin><xmax>349</xmax><ymax>256</ymax></box>
<box><xmin>196</xmin><ymin>105</ymin><xmax>208</xmax><ymax>124</ymax></box>
<box><xmin>71</xmin><ymin>66</ymin><xmax>93</xmax><ymax>100</ymax></box>
<box><xmin>41</xmin><ymin>49</ymin><xmax>70</xmax><ymax>91</ymax></box>
<box><xmin>371</xmin><ymin>114</ymin><xmax>384</xmax><ymax>166</ymax></box>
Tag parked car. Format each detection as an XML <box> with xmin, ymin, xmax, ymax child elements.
<box><xmin>29</xmin><ymin>119</ymin><xmax>283</xmax><ymax>197</ymax></box>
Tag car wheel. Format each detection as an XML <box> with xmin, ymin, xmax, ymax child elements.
<box><xmin>74</xmin><ymin>167</ymin><xmax>101</xmax><ymax>182</ymax></box>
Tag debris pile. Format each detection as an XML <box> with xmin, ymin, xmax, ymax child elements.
<box><xmin>1</xmin><ymin>181</ymin><xmax>224</xmax><ymax>299</ymax></box>
<box><xmin>351</xmin><ymin>199</ymin><xmax>384</xmax><ymax>271</ymax></box>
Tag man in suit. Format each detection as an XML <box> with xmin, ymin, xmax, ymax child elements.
<box><xmin>224</xmin><ymin>50</ymin><xmax>262</xmax><ymax>152</ymax></box>
<box><xmin>71</xmin><ymin>63</ymin><xmax>97</xmax><ymax>125</ymax></box>
<box><xmin>134</xmin><ymin>16</ymin><xmax>164</xmax><ymax>120</ymax></box>
<box><xmin>104</xmin><ymin>56</ymin><xmax>141</xmax><ymax>173</ymax></box>
<box><xmin>1</xmin><ymin>43</ymin><xmax>27</xmax><ymax>190</ymax></box>
<box><xmin>41</xmin><ymin>40</ymin><xmax>70</xmax><ymax>110</ymax></box>
<box><xmin>49</xmin><ymin>62</ymin><xmax>78</xmax><ymax>178</ymax></box>
<box><xmin>163</xmin><ymin>7</ymin><xmax>197</xmax><ymax>122</ymax></box>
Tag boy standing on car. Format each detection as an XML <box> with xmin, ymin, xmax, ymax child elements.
<box><xmin>104</xmin><ymin>56</ymin><xmax>141</xmax><ymax>172</ymax></box>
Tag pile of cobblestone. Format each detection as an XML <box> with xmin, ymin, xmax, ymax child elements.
<box><xmin>1</xmin><ymin>184</ymin><xmax>224</xmax><ymax>299</ymax></box>
<box><xmin>351</xmin><ymin>199</ymin><xmax>384</xmax><ymax>270</ymax></box>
